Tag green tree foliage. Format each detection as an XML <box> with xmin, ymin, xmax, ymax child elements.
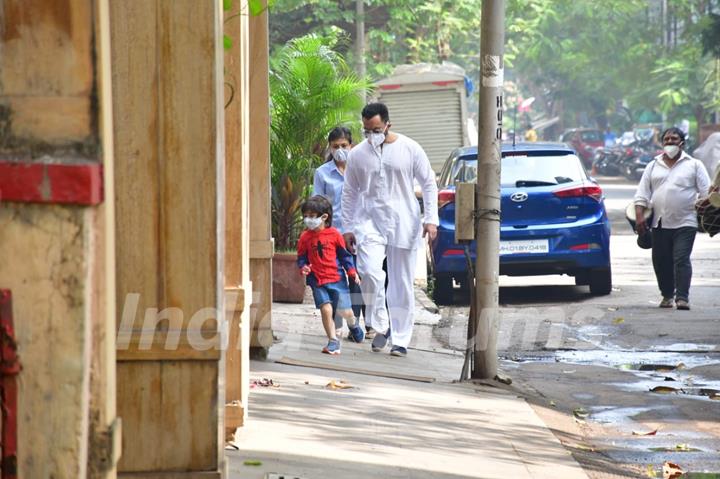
<box><xmin>269</xmin><ymin>0</ymin><xmax>482</xmax><ymax>81</ymax></box>
<box><xmin>268</xmin><ymin>1</ymin><xmax>720</xmax><ymax>136</ymax></box>
<box><xmin>506</xmin><ymin>0</ymin><xmax>657</xmax><ymax>128</ymax></box>
<box><xmin>269</xmin><ymin>33</ymin><xmax>371</xmax><ymax>249</ymax></box>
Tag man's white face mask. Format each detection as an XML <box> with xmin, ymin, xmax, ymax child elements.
<box><xmin>364</xmin><ymin>127</ymin><xmax>387</xmax><ymax>148</ymax></box>
<box><xmin>663</xmin><ymin>144</ymin><xmax>680</xmax><ymax>159</ymax></box>
<box><xmin>368</xmin><ymin>132</ymin><xmax>385</xmax><ymax>147</ymax></box>
<box><xmin>332</xmin><ymin>148</ymin><xmax>350</xmax><ymax>163</ymax></box>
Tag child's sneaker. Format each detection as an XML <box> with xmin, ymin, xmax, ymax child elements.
<box><xmin>322</xmin><ymin>338</ymin><xmax>341</xmax><ymax>355</ymax></box>
<box><xmin>348</xmin><ymin>325</ymin><xmax>365</xmax><ymax>343</ymax></box>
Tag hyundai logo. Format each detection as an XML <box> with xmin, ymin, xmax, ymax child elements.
<box><xmin>511</xmin><ymin>192</ymin><xmax>528</xmax><ymax>202</ymax></box>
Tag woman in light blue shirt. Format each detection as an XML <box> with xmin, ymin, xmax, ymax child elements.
<box><xmin>313</xmin><ymin>127</ymin><xmax>372</xmax><ymax>337</ymax></box>
<box><xmin>313</xmin><ymin>127</ymin><xmax>352</xmax><ymax>232</ymax></box>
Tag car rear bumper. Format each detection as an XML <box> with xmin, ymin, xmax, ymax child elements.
<box><xmin>432</xmin><ymin>220</ymin><xmax>610</xmax><ymax>278</ymax></box>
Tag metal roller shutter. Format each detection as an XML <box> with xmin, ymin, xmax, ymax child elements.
<box><xmin>380</xmin><ymin>88</ymin><xmax>464</xmax><ymax>172</ymax></box>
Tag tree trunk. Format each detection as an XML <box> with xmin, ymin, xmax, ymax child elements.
<box><xmin>695</xmin><ymin>104</ymin><xmax>705</xmax><ymax>142</ymax></box>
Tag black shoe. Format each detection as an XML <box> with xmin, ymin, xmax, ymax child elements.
<box><xmin>371</xmin><ymin>329</ymin><xmax>390</xmax><ymax>352</ymax></box>
<box><xmin>390</xmin><ymin>346</ymin><xmax>407</xmax><ymax>357</ymax></box>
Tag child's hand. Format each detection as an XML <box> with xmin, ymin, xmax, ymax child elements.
<box><xmin>300</xmin><ymin>264</ymin><xmax>312</xmax><ymax>276</ymax></box>
<box><xmin>352</xmin><ymin>272</ymin><xmax>361</xmax><ymax>285</ymax></box>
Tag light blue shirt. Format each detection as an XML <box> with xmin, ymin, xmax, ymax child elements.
<box><xmin>313</xmin><ymin>160</ymin><xmax>346</xmax><ymax>233</ymax></box>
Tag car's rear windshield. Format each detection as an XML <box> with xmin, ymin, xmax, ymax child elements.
<box><xmin>580</xmin><ymin>131</ymin><xmax>602</xmax><ymax>141</ymax></box>
<box><xmin>456</xmin><ymin>153</ymin><xmax>586</xmax><ymax>187</ymax></box>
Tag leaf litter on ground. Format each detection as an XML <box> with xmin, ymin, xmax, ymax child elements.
<box><xmin>650</xmin><ymin>385</ymin><xmax>679</xmax><ymax>394</ymax></box>
<box><xmin>325</xmin><ymin>379</ymin><xmax>354</xmax><ymax>390</ymax></box>
<box><xmin>662</xmin><ymin>461</ymin><xmax>683</xmax><ymax>479</ymax></box>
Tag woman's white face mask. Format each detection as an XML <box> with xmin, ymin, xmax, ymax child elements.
<box><xmin>332</xmin><ymin>148</ymin><xmax>350</xmax><ymax>164</ymax></box>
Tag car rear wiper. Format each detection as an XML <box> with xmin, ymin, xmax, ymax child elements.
<box><xmin>515</xmin><ymin>180</ymin><xmax>557</xmax><ymax>187</ymax></box>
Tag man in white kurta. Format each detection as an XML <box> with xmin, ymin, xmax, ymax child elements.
<box><xmin>341</xmin><ymin>103</ymin><xmax>438</xmax><ymax>357</ymax></box>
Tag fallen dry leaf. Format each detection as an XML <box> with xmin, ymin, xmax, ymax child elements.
<box><xmin>571</xmin><ymin>442</ymin><xmax>596</xmax><ymax>452</ymax></box>
<box><xmin>549</xmin><ymin>400</ymin><xmax>556</xmax><ymax>408</ymax></box>
<box><xmin>613</xmin><ymin>317</ymin><xmax>625</xmax><ymax>324</ymax></box>
<box><xmin>662</xmin><ymin>461</ymin><xmax>683</xmax><ymax>479</ymax></box>
<box><xmin>325</xmin><ymin>380</ymin><xmax>354</xmax><ymax>390</ymax></box>
<box><xmin>633</xmin><ymin>429</ymin><xmax>659</xmax><ymax>436</ymax></box>
<box><xmin>645</xmin><ymin>464</ymin><xmax>658</xmax><ymax>478</ymax></box>
<box><xmin>250</xmin><ymin>378</ymin><xmax>279</xmax><ymax>388</ymax></box>
<box><xmin>573</xmin><ymin>407</ymin><xmax>590</xmax><ymax>419</ymax></box>
<box><xmin>650</xmin><ymin>386</ymin><xmax>679</xmax><ymax>394</ymax></box>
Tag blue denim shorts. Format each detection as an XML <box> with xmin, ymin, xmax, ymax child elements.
<box><xmin>310</xmin><ymin>279</ymin><xmax>352</xmax><ymax>311</ymax></box>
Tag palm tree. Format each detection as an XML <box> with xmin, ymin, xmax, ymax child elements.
<box><xmin>270</xmin><ymin>33</ymin><xmax>371</xmax><ymax>250</ymax></box>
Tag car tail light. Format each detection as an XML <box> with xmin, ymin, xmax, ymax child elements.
<box><xmin>442</xmin><ymin>249</ymin><xmax>465</xmax><ymax>257</ymax></box>
<box><xmin>438</xmin><ymin>189</ymin><xmax>456</xmax><ymax>208</ymax></box>
<box><xmin>553</xmin><ymin>184</ymin><xmax>603</xmax><ymax>202</ymax></box>
<box><xmin>570</xmin><ymin>243</ymin><xmax>603</xmax><ymax>251</ymax></box>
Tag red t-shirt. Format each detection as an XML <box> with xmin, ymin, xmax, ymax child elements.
<box><xmin>297</xmin><ymin>227</ymin><xmax>356</xmax><ymax>286</ymax></box>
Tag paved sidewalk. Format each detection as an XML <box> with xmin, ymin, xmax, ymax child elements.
<box><xmin>227</xmin><ymin>288</ymin><xmax>588</xmax><ymax>479</ymax></box>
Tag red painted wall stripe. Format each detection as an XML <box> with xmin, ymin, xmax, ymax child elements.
<box><xmin>431</xmin><ymin>80</ymin><xmax>460</xmax><ymax>87</ymax></box>
<box><xmin>0</xmin><ymin>161</ymin><xmax>103</xmax><ymax>206</ymax></box>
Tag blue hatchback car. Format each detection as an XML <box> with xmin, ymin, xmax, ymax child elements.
<box><xmin>430</xmin><ymin>142</ymin><xmax>612</xmax><ymax>304</ymax></box>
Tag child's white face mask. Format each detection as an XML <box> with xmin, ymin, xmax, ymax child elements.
<box><xmin>303</xmin><ymin>216</ymin><xmax>324</xmax><ymax>230</ymax></box>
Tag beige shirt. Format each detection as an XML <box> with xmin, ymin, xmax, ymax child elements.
<box><xmin>634</xmin><ymin>152</ymin><xmax>711</xmax><ymax>229</ymax></box>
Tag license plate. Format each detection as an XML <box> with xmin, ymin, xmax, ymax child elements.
<box><xmin>499</xmin><ymin>239</ymin><xmax>549</xmax><ymax>255</ymax></box>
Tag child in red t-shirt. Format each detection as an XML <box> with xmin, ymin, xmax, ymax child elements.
<box><xmin>297</xmin><ymin>196</ymin><xmax>365</xmax><ymax>354</ymax></box>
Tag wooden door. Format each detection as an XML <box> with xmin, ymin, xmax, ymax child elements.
<box><xmin>110</xmin><ymin>1</ymin><xmax>225</xmax><ymax>476</ymax></box>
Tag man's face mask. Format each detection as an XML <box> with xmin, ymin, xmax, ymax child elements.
<box><xmin>332</xmin><ymin>148</ymin><xmax>350</xmax><ymax>163</ymax></box>
<box><xmin>663</xmin><ymin>144</ymin><xmax>680</xmax><ymax>159</ymax></box>
<box><xmin>364</xmin><ymin>126</ymin><xmax>387</xmax><ymax>147</ymax></box>
<box><xmin>303</xmin><ymin>215</ymin><xmax>325</xmax><ymax>230</ymax></box>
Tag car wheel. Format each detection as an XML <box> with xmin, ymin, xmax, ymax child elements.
<box><xmin>589</xmin><ymin>267</ymin><xmax>612</xmax><ymax>296</ymax></box>
<box><xmin>432</xmin><ymin>273</ymin><xmax>454</xmax><ymax>305</ymax></box>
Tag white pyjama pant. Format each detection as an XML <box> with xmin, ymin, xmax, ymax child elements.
<box><xmin>356</xmin><ymin>237</ymin><xmax>417</xmax><ymax>348</ymax></box>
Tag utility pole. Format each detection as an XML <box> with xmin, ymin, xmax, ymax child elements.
<box><xmin>473</xmin><ymin>0</ymin><xmax>505</xmax><ymax>379</ymax></box>
<box><xmin>355</xmin><ymin>0</ymin><xmax>367</xmax><ymax>102</ymax></box>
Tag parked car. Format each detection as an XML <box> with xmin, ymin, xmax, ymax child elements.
<box><xmin>430</xmin><ymin>142</ymin><xmax>612</xmax><ymax>304</ymax></box>
<box><xmin>560</xmin><ymin>128</ymin><xmax>604</xmax><ymax>168</ymax></box>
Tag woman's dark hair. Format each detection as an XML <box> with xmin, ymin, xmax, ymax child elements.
<box><xmin>361</xmin><ymin>102</ymin><xmax>390</xmax><ymax>123</ymax></box>
<box><xmin>661</xmin><ymin>127</ymin><xmax>686</xmax><ymax>144</ymax></box>
<box><xmin>325</xmin><ymin>126</ymin><xmax>353</xmax><ymax>163</ymax></box>
<box><xmin>301</xmin><ymin>195</ymin><xmax>333</xmax><ymax>227</ymax></box>
<box><xmin>328</xmin><ymin>126</ymin><xmax>352</xmax><ymax>144</ymax></box>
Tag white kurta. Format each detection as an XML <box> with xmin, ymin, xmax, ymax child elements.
<box><xmin>342</xmin><ymin>134</ymin><xmax>439</xmax><ymax>249</ymax></box>
<box><xmin>341</xmin><ymin>134</ymin><xmax>438</xmax><ymax>348</ymax></box>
